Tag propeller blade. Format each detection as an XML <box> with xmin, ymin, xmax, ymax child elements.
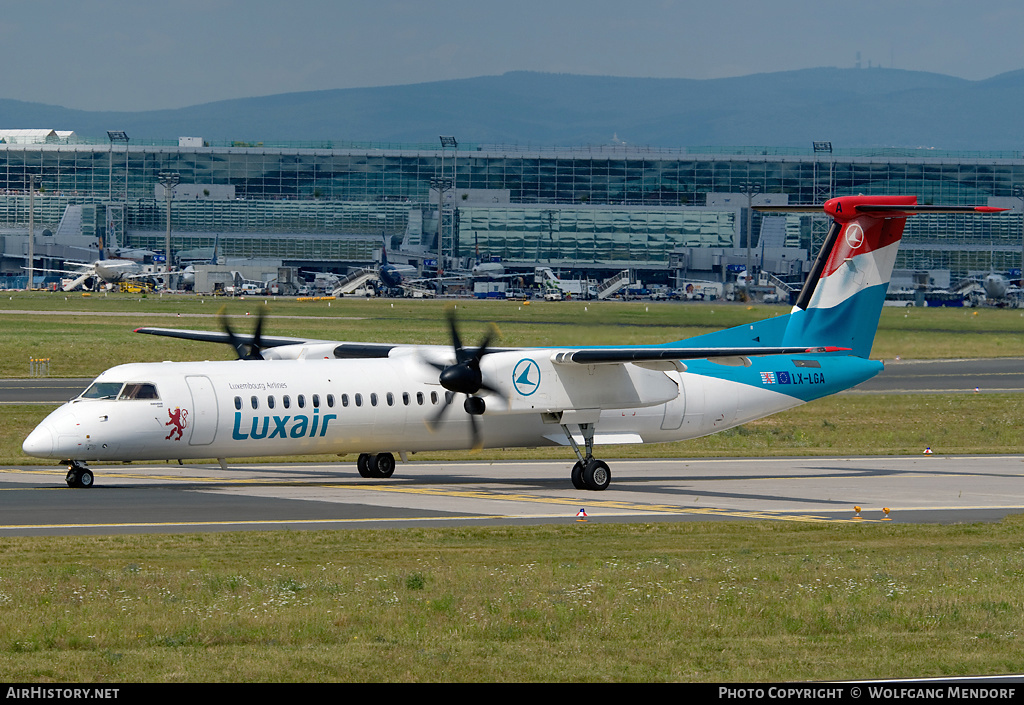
<box><xmin>248</xmin><ymin>308</ymin><xmax>265</xmax><ymax>359</ymax></box>
<box><xmin>468</xmin><ymin>413</ymin><xmax>482</xmax><ymax>452</ymax></box>
<box><xmin>477</xmin><ymin>379</ymin><xmax>506</xmax><ymax>400</ymax></box>
<box><xmin>474</xmin><ymin>323</ymin><xmax>499</xmax><ymax>360</ymax></box>
<box><xmin>218</xmin><ymin>307</ymin><xmax>265</xmax><ymax>360</ymax></box>
<box><xmin>430</xmin><ymin>309</ymin><xmax>503</xmax><ymax>448</ymax></box>
<box><xmin>425</xmin><ymin>394</ymin><xmax>453</xmax><ymax>431</ymax></box>
<box><xmin>446</xmin><ymin>308</ymin><xmax>465</xmax><ymax>361</ymax></box>
<box><xmin>218</xmin><ymin>309</ymin><xmax>244</xmax><ymax>359</ymax></box>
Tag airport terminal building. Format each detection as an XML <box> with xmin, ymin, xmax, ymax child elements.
<box><xmin>1</xmin><ymin>137</ymin><xmax>1022</xmax><ymax>290</ymax></box>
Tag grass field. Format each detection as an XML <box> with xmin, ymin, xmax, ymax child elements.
<box><xmin>3</xmin><ymin>521</ymin><xmax>1024</xmax><ymax>682</ymax></box>
<box><xmin>4</xmin><ymin>291</ymin><xmax>1024</xmax><ymax>378</ymax></box>
<box><xmin>3</xmin><ymin>292</ymin><xmax>1024</xmax><ymax>682</ymax></box>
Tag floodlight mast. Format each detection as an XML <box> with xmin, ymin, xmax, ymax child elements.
<box><xmin>740</xmin><ymin>181</ymin><xmax>762</xmax><ymax>300</ymax></box>
<box><xmin>106</xmin><ymin>131</ymin><xmax>129</xmax><ymax>203</ymax></box>
<box><xmin>158</xmin><ymin>172</ymin><xmax>180</xmax><ymax>290</ymax></box>
<box><xmin>27</xmin><ymin>175</ymin><xmax>38</xmax><ymax>291</ymax></box>
<box><xmin>1014</xmin><ymin>184</ymin><xmax>1024</xmax><ymax>282</ymax></box>
<box><xmin>437</xmin><ymin>136</ymin><xmax>458</xmax><ymax>289</ymax></box>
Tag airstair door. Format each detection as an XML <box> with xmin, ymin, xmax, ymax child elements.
<box><xmin>186</xmin><ymin>375</ymin><xmax>219</xmax><ymax>446</ymax></box>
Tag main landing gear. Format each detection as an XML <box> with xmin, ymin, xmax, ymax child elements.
<box><xmin>65</xmin><ymin>462</ymin><xmax>94</xmax><ymax>489</ymax></box>
<box><xmin>563</xmin><ymin>423</ymin><xmax>611</xmax><ymax>491</ymax></box>
<box><xmin>356</xmin><ymin>452</ymin><xmax>396</xmax><ymax>479</ymax></box>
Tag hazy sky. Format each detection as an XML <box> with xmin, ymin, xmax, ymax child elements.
<box><xmin>3</xmin><ymin>0</ymin><xmax>1023</xmax><ymax>112</ymax></box>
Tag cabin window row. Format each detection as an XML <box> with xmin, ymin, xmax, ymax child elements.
<box><xmin>233</xmin><ymin>390</ymin><xmax>449</xmax><ymax>411</ymax></box>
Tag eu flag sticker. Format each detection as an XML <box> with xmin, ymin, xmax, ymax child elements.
<box><xmin>777</xmin><ymin>371</ymin><xmax>791</xmax><ymax>384</ymax></box>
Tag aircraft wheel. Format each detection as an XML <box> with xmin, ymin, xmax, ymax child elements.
<box><xmin>356</xmin><ymin>453</ymin><xmax>372</xmax><ymax>478</ymax></box>
<box><xmin>570</xmin><ymin>461</ymin><xmax>587</xmax><ymax>490</ymax></box>
<box><xmin>65</xmin><ymin>466</ymin><xmax>94</xmax><ymax>489</ymax></box>
<box><xmin>582</xmin><ymin>459</ymin><xmax>610</xmax><ymax>491</ymax></box>
<box><xmin>371</xmin><ymin>452</ymin><xmax>396</xmax><ymax>479</ymax></box>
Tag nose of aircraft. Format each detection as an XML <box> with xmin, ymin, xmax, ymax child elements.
<box><xmin>22</xmin><ymin>423</ymin><xmax>54</xmax><ymax>458</ymax></box>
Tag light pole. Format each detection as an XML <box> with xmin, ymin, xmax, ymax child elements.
<box><xmin>430</xmin><ymin>176</ymin><xmax>451</xmax><ymax>291</ymax></box>
<box><xmin>106</xmin><ymin>131</ymin><xmax>129</xmax><ymax>202</ymax></box>
<box><xmin>27</xmin><ymin>175</ymin><xmax>38</xmax><ymax>291</ymax></box>
<box><xmin>740</xmin><ymin>181</ymin><xmax>762</xmax><ymax>300</ymax></box>
<box><xmin>438</xmin><ymin>136</ymin><xmax>458</xmax><ymax>279</ymax></box>
<box><xmin>1014</xmin><ymin>185</ymin><xmax>1024</xmax><ymax>283</ymax></box>
<box><xmin>158</xmin><ymin>171</ymin><xmax>180</xmax><ymax>290</ymax></box>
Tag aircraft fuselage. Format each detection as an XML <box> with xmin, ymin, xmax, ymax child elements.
<box><xmin>23</xmin><ymin>351</ymin><xmax>881</xmax><ymax>464</ymax></box>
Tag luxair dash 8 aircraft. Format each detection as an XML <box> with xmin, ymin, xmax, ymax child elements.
<box><xmin>23</xmin><ymin>196</ymin><xmax>1005</xmax><ymax>490</ymax></box>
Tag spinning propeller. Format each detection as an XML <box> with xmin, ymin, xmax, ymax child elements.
<box><xmin>424</xmin><ymin>308</ymin><xmax>504</xmax><ymax>450</ymax></box>
<box><xmin>219</xmin><ymin>307</ymin><xmax>266</xmax><ymax>360</ymax></box>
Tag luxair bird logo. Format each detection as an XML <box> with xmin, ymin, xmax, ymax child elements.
<box><xmin>845</xmin><ymin>223</ymin><xmax>865</xmax><ymax>249</ymax></box>
<box><xmin>512</xmin><ymin>359</ymin><xmax>540</xmax><ymax>396</ymax></box>
<box><xmin>165</xmin><ymin>407</ymin><xmax>189</xmax><ymax>441</ymax></box>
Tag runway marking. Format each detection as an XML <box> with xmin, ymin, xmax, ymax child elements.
<box><xmin>2</xmin><ymin>470</ymin><xmax>870</xmax><ymax>525</ymax></box>
<box><xmin>8</xmin><ymin>460</ymin><xmax>1024</xmax><ymax>530</ymax></box>
<box><xmin>346</xmin><ymin>484</ymin><xmax>869</xmax><ymax>523</ymax></box>
<box><xmin>0</xmin><ymin>468</ymin><xmax>324</xmax><ymax>484</ymax></box>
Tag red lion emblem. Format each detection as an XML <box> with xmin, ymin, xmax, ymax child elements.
<box><xmin>165</xmin><ymin>407</ymin><xmax>189</xmax><ymax>441</ymax></box>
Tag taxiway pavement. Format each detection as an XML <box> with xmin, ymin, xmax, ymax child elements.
<box><xmin>2</xmin><ymin>454</ymin><xmax>1023</xmax><ymax>536</ymax></box>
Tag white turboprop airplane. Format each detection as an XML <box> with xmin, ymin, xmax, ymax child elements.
<box><xmin>35</xmin><ymin>231</ymin><xmax>163</xmax><ymax>291</ymax></box>
<box><xmin>23</xmin><ymin>196</ymin><xmax>1005</xmax><ymax>490</ymax></box>
<box><xmin>34</xmin><ymin>258</ymin><xmax>156</xmax><ymax>292</ymax></box>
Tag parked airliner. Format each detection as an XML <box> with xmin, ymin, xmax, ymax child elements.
<box><xmin>23</xmin><ymin>196</ymin><xmax>1005</xmax><ymax>490</ymax></box>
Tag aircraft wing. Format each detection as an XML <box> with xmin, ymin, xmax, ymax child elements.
<box><xmin>137</xmin><ymin>325</ymin><xmax>847</xmax><ymax>362</ymax></box>
<box><xmin>24</xmin><ymin>265</ymin><xmax>93</xmax><ymax>276</ymax></box>
<box><xmin>134</xmin><ymin>326</ymin><xmax>399</xmax><ymax>358</ymax></box>
<box><xmin>134</xmin><ymin>327</ymin><xmax>314</xmax><ymax>348</ymax></box>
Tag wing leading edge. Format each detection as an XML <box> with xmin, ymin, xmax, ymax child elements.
<box><xmin>135</xmin><ymin>326</ymin><xmax>847</xmax><ymax>364</ymax></box>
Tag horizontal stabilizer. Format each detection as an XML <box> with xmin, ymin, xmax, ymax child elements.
<box><xmin>755</xmin><ymin>204</ymin><xmax>1008</xmax><ymax>215</ymax></box>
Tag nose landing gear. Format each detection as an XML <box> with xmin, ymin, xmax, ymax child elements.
<box><xmin>65</xmin><ymin>462</ymin><xmax>94</xmax><ymax>488</ymax></box>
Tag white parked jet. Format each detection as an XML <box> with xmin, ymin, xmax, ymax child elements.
<box><xmin>23</xmin><ymin>196</ymin><xmax>1005</xmax><ymax>490</ymax></box>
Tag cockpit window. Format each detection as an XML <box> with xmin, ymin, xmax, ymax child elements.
<box><xmin>81</xmin><ymin>382</ymin><xmax>124</xmax><ymax>400</ymax></box>
<box><xmin>119</xmin><ymin>383</ymin><xmax>160</xmax><ymax>400</ymax></box>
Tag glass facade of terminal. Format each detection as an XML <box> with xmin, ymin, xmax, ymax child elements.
<box><xmin>1</xmin><ymin>143</ymin><xmax>1022</xmax><ymax>276</ymax></box>
<box><xmin>460</xmin><ymin>205</ymin><xmax>736</xmax><ymax>263</ymax></box>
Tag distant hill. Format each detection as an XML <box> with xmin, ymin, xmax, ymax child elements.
<box><xmin>2</xmin><ymin>68</ymin><xmax>1023</xmax><ymax>150</ymax></box>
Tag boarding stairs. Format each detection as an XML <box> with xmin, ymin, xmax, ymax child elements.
<box><xmin>56</xmin><ymin>205</ymin><xmax>84</xmax><ymax>240</ymax></box>
<box><xmin>765</xmin><ymin>272</ymin><xmax>802</xmax><ymax>295</ymax></box>
<box><xmin>596</xmin><ymin>270</ymin><xmax>631</xmax><ymax>300</ymax></box>
<box><xmin>331</xmin><ymin>268</ymin><xmax>378</xmax><ymax>296</ymax></box>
